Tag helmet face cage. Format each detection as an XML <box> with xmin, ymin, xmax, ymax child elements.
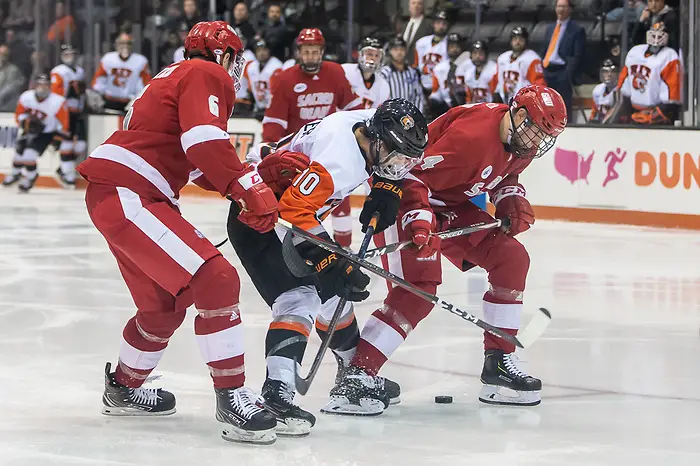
<box><xmin>358</xmin><ymin>45</ymin><xmax>384</xmax><ymax>73</ymax></box>
<box><xmin>370</xmin><ymin>137</ymin><xmax>424</xmax><ymax>180</ymax></box>
<box><xmin>35</xmin><ymin>75</ymin><xmax>50</xmax><ymax>100</ymax></box>
<box><xmin>509</xmin><ymin>110</ymin><xmax>556</xmax><ymax>159</ymax></box>
<box><xmin>600</xmin><ymin>61</ymin><xmax>618</xmax><ymax>87</ymax></box>
<box><xmin>646</xmin><ymin>23</ymin><xmax>668</xmax><ymax>52</ymax></box>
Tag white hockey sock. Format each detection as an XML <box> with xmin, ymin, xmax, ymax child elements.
<box><xmin>60</xmin><ymin>159</ymin><xmax>76</xmax><ymax>182</ymax></box>
<box><xmin>266</xmin><ymin>355</ymin><xmax>298</xmax><ymax>388</ymax></box>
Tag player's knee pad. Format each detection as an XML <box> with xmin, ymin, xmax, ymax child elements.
<box><xmin>270</xmin><ymin>285</ymin><xmax>320</xmax><ymax>337</ymax></box>
<box><xmin>190</xmin><ymin>255</ymin><xmax>241</xmax><ymax>311</ymax></box>
<box><xmin>479</xmin><ymin>235</ymin><xmax>530</xmax><ymax>298</ymax></box>
<box><xmin>317</xmin><ymin>296</ymin><xmax>354</xmax><ymax>324</ymax></box>
<box><xmin>134</xmin><ymin>307</ymin><xmax>187</xmax><ymax>341</ymax></box>
<box><xmin>59</xmin><ymin>140</ymin><xmax>73</xmax><ymax>155</ymax></box>
<box><xmin>19</xmin><ymin>148</ymin><xmax>38</xmax><ymax>165</ymax></box>
<box><xmin>383</xmin><ymin>282</ymin><xmax>438</xmax><ymax>330</ymax></box>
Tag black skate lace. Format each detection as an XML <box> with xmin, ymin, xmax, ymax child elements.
<box><xmin>503</xmin><ymin>353</ymin><xmax>529</xmax><ymax>378</ymax></box>
<box><xmin>129</xmin><ymin>387</ymin><xmax>161</xmax><ymax>406</ymax></box>
<box><xmin>231</xmin><ymin>387</ymin><xmax>265</xmax><ymax>418</ymax></box>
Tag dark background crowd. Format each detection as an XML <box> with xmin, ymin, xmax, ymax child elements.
<box><xmin>0</xmin><ymin>0</ymin><xmax>685</xmax><ymax>121</ymax></box>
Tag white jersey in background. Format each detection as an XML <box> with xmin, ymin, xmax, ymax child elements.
<box><xmin>235</xmin><ymin>49</ymin><xmax>257</xmax><ymax>99</ymax></box>
<box><xmin>459</xmin><ymin>60</ymin><xmax>498</xmax><ymax>103</ymax></box>
<box><xmin>590</xmin><ymin>83</ymin><xmax>616</xmax><ymax>121</ymax></box>
<box><xmin>243</xmin><ymin>56</ymin><xmax>283</xmax><ymax>110</ymax></box>
<box><xmin>248</xmin><ymin>109</ymin><xmax>375</xmax><ymax>233</ymax></box>
<box><xmin>172</xmin><ymin>46</ymin><xmax>185</xmax><ymax>64</ymax></box>
<box><xmin>92</xmin><ymin>51</ymin><xmax>151</xmax><ymax>102</ymax></box>
<box><xmin>414</xmin><ymin>35</ymin><xmax>448</xmax><ymax>90</ymax></box>
<box><xmin>282</xmin><ymin>58</ymin><xmax>296</xmax><ymax>70</ymax></box>
<box><xmin>495</xmin><ymin>49</ymin><xmax>545</xmax><ymax>102</ymax></box>
<box><xmin>50</xmin><ymin>64</ymin><xmax>85</xmax><ymax>112</ymax></box>
<box><xmin>618</xmin><ymin>44</ymin><xmax>682</xmax><ymax>107</ymax></box>
<box><xmin>429</xmin><ymin>60</ymin><xmax>463</xmax><ymax>105</ymax></box>
<box><xmin>15</xmin><ymin>91</ymin><xmax>69</xmax><ymax>134</ymax></box>
<box><xmin>341</xmin><ymin>64</ymin><xmax>390</xmax><ymax>109</ymax></box>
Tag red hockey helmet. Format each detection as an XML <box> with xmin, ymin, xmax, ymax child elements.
<box><xmin>296</xmin><ymin>28</ymin><xmax>325</xmax><ymax>73</ymax></box>
<box><xmin>509</xmin><ymin>85</ymin><xmax>567</xmax><ymax>159</ymax></box>
<box><xmin>185</xmin><ymin>21</ymin><xmax>245</xmax><ymax>90</ymax></box>
<box><xmin>296</xmin><ymin>28</ymin><xmax>325</xmax><ymax>47</ymax></box>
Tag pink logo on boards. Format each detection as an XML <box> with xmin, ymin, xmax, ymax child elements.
<box><xmin>602</xmin><ymin>148</ymin><xmax>627</xmax><ymax>187</ymax></box>
<box><xmin>554</xmin><ymin>147</ymin><xmax>594</xmax><ymax>184</ymax></box>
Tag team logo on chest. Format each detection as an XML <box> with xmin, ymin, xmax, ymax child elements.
<box><xmin>630</xmin><ymin>64</ymin><xmax>651</xmax><ymax>93</ymax></box>
<box><xmin>294</xmin><ymin>83</ymin><xmax>308</xmax><ymax>93</ymax></box>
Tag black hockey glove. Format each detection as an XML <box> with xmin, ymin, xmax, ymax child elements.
<box><xmin>24</xmin><ymin>116</ymin><xmax>45</xmax><ymax>135</ymax></box>
<box><xmin>359</xmin><ymin>177</ymin><xmax>403</xmax><ymax>234</ymax></box>
<box><xmin>297</xmin><ymin>236</ymin><xmax>370</xmax><ymax>302</ymax></box>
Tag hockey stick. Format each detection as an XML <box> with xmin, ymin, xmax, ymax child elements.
<box><xmin>277</xmin><ymin>219</ymin><xmax>551</xmax><ymax>349</ymax></box>
<box><xmin>362</xmin><ymin>219</ymin><xmax>502</xmax><ymax>260</ymax></box>
<box><xmin>292</xmin><ymin>213</ymin><xmax>379</xmax><ymax>395</ymax></box>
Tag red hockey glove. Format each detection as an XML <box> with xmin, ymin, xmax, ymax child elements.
<box><xmin>229</xmin><ymin>169</ymin><xmax>279</xmax><ymax>233</ymax></box>
<box><xmin>631</xmin><ymin>106</ymin><xmax>671</xmax><ymax>125</ymax></box>
<box><xmin>402</xmin><ymin>209</ymin><xmax>440</xmax><ymax>259</ymax></box>
<box><xmin>492</xmin><ymin>184</ymin><xmax>534</xmax><ymax>237</ymax></box>
<box><xmin>256</xmin><ymin>150</ymin><xmax>310</xmax><ymax>196</ymax></box>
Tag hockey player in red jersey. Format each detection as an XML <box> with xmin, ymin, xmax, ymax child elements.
<box><xmin>77</xmin><ymin>21</ymin><xmax>280</xmax><ymax>444</ymax></box>
<box><xmin>262</xmin><ymin>27</ymin><xmax>363</xmax><ymax>247</ymax></box>
<box><xmin>320</xmin><ymin>86</ymin><xmax>567</xmax><ymax>415</ymax></box>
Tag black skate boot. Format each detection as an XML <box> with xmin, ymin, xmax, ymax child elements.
<box><xmin>17</xmin><ymin>175</ymin><xmax>37</xmax><ymax>193</ymax></box>
<box><xmin>321</xmin><ymin>365</ymin><xmax>391</xmax><ymax>416</ymax></box>
<box><xmin>261</xmin><ymin>378</ymin><xmax>316</xmax><ymax>437</ymax></box>
<box><xmin>479</xmin><ymin>350</ymin><xmax>542</xmax><ymax>406</ymax></box>
<box><xmin>215</xmin><ymin>386</ymin><xmax>277</xmax><ymax>445</ymax></box>
<box><xmin>2</xmin><ymin>173</ymin><xmax>20</xmax><ymax>187</ymax></box>
<box><xmin>101</xmin><ymin>362</ymin><xmax>176</xmax><ymax>416</ymax></box>
<box><xmin>55</xmin><ymin>167</ymin><xmax>76</xmax><ymax>190</ymax></box>
<box><xmin>333</xmin><ymin>351</ymin><xmax>401</xmax><ymax>405</ymax></box>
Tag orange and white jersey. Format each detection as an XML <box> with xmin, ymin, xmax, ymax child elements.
<box><xmin>414</xmin><ymin>34</ymin><xmax>448</xmax><ymax>90</ymax></box>
<box><xmin>590</xmin><ymin>83</ymin><xmax>616</xmax><ymax>121</ymax></box>
<box><xmin>15</xmin><ymin>90</ymin><xmax>69</xmax><ymax>134</ymax></box>
<box><xmin>429</xmin><ymin>59</ymin><xmax>463</xmax><ymax>105</ymax></box>
<box><xmin>341</xmin><ymin>63</ymin><xmax>390</xmax><ymax>109</ymax></box>
<box><xmin>248</xmin><ymin>109</ymin><xmax>375</xmax><ymax>234</ymax></box>
<box><xmin>460</xmin><ymin>60</ymin><xmax>498</xmax><ymax>103</ymax></box>
<box><xmin>50</xmin><ymin>63</ymin><xmax>85</xmax><ymax>112</ymax></box>
<box><xmin>92</xmin><ymin>51</ymin><xmax>151</xmax><ymax>102</ymax></box>
<box><xmin>243</xmin><ymin>56</ymin><xmax>283</xmax><ymax>110</ymax></box>
<box><xmin>618</xmin><ymin>44</ymin><xmax>682</xmax><ymax>107</ymax></box>
<box><xmin>496</xmin><ymin>49</ymin><xmax>545</xmax><ymax>102</ymax></box>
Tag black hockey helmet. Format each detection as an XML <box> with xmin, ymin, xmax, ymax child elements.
<box><xmin>386</xmin><ymin>35</ymin><xmax>407</xmax><ymax>50</ymax></box>
<box><xmin>254</xmin><ymin>38</ymin><xmax>268</xmax><ymax>50</ymax></box>
<box><xmin>447</xmin><ymin>33</ymin><xmax>464</xmax><ymax>46</ymax></box>
<box><xmin>434</xmin><ymin>9</ymin><xmax>449</xmax><ymax>22</ymax></box>
<box><xmin>365</xmin><ymin>98</ymin><xmax>428</xmax><ymax>180</ymax></box>
<box><xmin>510</xmin><ymin>26</ymin><xmax>529</xmax><ymax>42</ymax></box>
<box><xmin>433</xmin><ymin>9</ymin><xmax>450</xmax><ymax>37</ymax></box>
<box><xmin>599</xmin><ymin>58</ymin><xmax>619</xmax><ymax>86</ymax></box>
<box><xmin>471</xmin><ymin>40</ymin><xmax>489</xmax><ymax>66</ymax></box>
<box><xmin>358</xmin><ymin>37</ymin><xmax>384</xmax><ymax>73</ymax></box>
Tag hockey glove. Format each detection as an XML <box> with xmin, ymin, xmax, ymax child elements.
<box><xmin>24</xmin><ymin>116</ymin><xmax>45</xmax><ymax>135</ymax></box>
<box><xmin>229</xmin><ymin>169</ymin><xmax>279</xmax><ymax>233</ymax></box>
<box><xmin>256</xmin><ymin>150</ymin><xmax>310</xmax><ymax>196</ymax></box>
<box><xmin>402</xmin><ymin>210</ymin><xmax>440</xmax><ymax>259</ymax></box>
<box><xmin>492</xmin><ymin>184</ymin><xmax>534</xmax><ymax>236</ymax></box>
<box><xmin>299</xmin><ymin>237</ymin><xmax>371</xmax><ymax>302</ymax></box>
<box><xmin>359</xmin><ymin>177</ymin><xmax>403</xmax><ymax>234</ymax></box>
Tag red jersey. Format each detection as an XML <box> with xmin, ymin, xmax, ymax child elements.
<box><xmin>78</xmin><ymin>60</ymin><xmax>246</xmax><ymax>206</ymax></box>
<box><xmin>401</xmin><ymin>103</ymin><xmax>531</xmax><ymax>221</ymax></box>
<box><xmin>261</xmin><ymin>62</ymin><xmax>362</xmax><ymax>142</ymax></box>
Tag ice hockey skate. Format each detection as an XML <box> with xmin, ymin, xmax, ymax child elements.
<box><xmin>321</xmin><ymin>365</ymin><xmax>391</xmax><ymax>416</ymax></box>
<box><xmin>17</xmin><ymin>174</ymin><xmax>37</xmax><ymax>193</ymax></box>
<box><xmin>261</xmin><ymin>379</ymin><xmax>316</xmax><ymax>437</ymax></box>
<box><xmin>215</xmin><ymin>386</ymin><xmax>277</xmax><ymax>445</ymax></box>
<box><xmin>2</xmin><ymin>173</ymin><xmax>20</xmax><ymax>187</ymax></box>
<box><xmin>333</xmin><ymin>351</ymin><xmax>401</xmax><ymax>405</ymax></box>
<box><xmin>55</xmin><ymin>167</ymin><xmax>76</xmax><ymax>190</ymax></box>
<box><xmin>101</xmin><ymin>362</ymin><xmax>176</xmax><ymax>416</ymax></box>
<box><xmin>478</xmin><ymin>350</ymin><xmax>542</xmax><ymax>406</ymax></box>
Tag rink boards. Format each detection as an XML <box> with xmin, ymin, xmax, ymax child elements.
<box><xmin>0</xmin><ymin>113</ymin><xmax>698</xmax><ymax>229</ymax></box>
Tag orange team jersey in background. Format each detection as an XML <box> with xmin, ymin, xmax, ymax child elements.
<box><xmin>51</xmin><ymin>63</ymin><xmax>85</xmax><ymax>112</ymax></box>
<box><xmin>15</xmin><ymin>90</ymin><xmax>70</xmax><ymax>134</ymax></box>
<box><xmin>495</xmin><ymin>49</ymin><xmax>545</xmax><ymax>102</ymax></box>
<box><xmin>617</xmin><ymin>44</ymin><xmax>682</xmax><ymax>108</ymax></box>
<box><xmin>92</xmin><ymin>52</ymin><xmax>151</xmax><ymax>102</ymax></box>
<box><xmin>47</xmin><ymin>16</ymin><xmax>76</xmax><ymax>42</ymax></box>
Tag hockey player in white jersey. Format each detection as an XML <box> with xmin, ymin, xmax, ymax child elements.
<box><xmin>2</xmin><ymin>75</ymin><xmax>69</xmax><ymax>192</ymax></box>
<box><xmin>428</xmin><ymin>32</ymin><xmax>467</xmax><ymax>113</ymax></box>
<box><xmin>459</xmin><ymin>40</ymin><xmax>498</xmax><ymax>103</ymax></box>
<box><xmin>607</xmin><ymin>22</ymin><xmax>681</xmax><ymax>125</ymax></box>
<box><xmin>50</xmin><ymin>45</ymin><xmax>86</xmax><ymax>188</ymax></box>
<box><xmin>590</xmin><ymin>59</ymin><xmax>619</xmax><ymax>123</ymax></box>
<box><xmin>226</xmin><ymin>99</ymin><xmax>427</xmax><ymax>434</ymax></box>
<box><xmin>495</xmin><ymin>26</ymin><xmax>546</xmax><ymax>103</ymax></box>
<box><xmin>91</xmin><ymin>33</ymin><xmax>152</xmax><ymax>113</ymax></box>
<box><xmin>414</xmin><ymin>9</ymin><xmax>450</xmax><ymax>91</ymax></box>
<box><xmin>342</xmin><ymin>37</ymin><xmax>391</xmax><ymax>109</ymax></box>
<box><xmin>243</xmin><ymin>39</ymin><xmax>283</xmax><ymax>119</ymax></box>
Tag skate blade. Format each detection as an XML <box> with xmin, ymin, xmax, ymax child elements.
<box><xmin>101</xmin><ymin>406</ymin><xmax>176</xmax><ymax>416</ymax></box>
<box><xmin>320</xmin><ymin>396</ymin><xmax>386</xmax><ymax>416</ymax></box>
<box><xmin>275</xmin><ymin>418</ymin><xmax>313</xmax><ymax>437</ymax></box>
<box><xmin>221</xmin><ymin>424</ymin><xmax>277</xmax><ymax>445</ymax></box>
<box><xmin>478</xmin><ymin>385</ymin><xmax>541</xmax><ymax>406</ymax></box>
<box><xmin>389</xmin><ymin>396</ymin><xmax>401</xmax><ymax>406</ymax></box>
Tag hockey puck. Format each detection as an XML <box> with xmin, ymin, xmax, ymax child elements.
<box><xmin>434</xmin><ymin>395</ymin><xmax>453</xmax><ymax>404</ymax></box>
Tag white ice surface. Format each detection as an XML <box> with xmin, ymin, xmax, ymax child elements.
<box><xmin>0</xmin><ymin>189</ymin><xmax>699</xmax><ymax>466</ymax></box>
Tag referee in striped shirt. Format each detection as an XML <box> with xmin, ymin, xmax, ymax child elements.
<box><xmin>379</xmin><ymin>36</ymin><xmax>425</xmax><ymax>113</ymax></box>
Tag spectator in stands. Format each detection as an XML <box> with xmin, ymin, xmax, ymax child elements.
<box><xmin>541</xmin><ymin>0</ymin><xmax>586</xmax><ymax>120</ymax></box>
<box><xmin>47</xmin><ymin>1</ymin><xmax>76</xmax><ymax>45</ymax></box>
<box><xmin>5</xmin><ymin>28</ymin><xmax>31</xmax><ymax>79</ymax></box>
<box><xmin>632</xmin><ymin>0</ymin><xmax>678</xmax><ymax>50</ymax></box>
<box><xmin>233</xmin><ymin>2</ymin><xmax>256</xmax><ymax>48</ymax></box>
<box><xmin>261</xmin><ymin>3</ymin><xmax>291</xmax><ymax>61</ymax></box>
<box><xmin>0</xmin><ymin>44</ymin><xmax>25</xmax><ymax>111</ymax></box>
<box><xmin>402</xmin><ymin>0</ymin><xmax>432</xmax><ymax>67</ymax></box>
<box><xmin>2</xmin><ymin>0</ymin><xmax>34</xmax><ymax>33</ymax></box>
<box><xmin>604</xmin><ymin>0</ymin><xmax>647</xmax><ymax>22</ymax></box>
<box><xmin>182</xmin><ymin>0</ymin><xmax>203</xmax><ymax>30</ymax></box>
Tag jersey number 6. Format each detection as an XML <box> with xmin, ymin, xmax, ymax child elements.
<box><xmin>292</xmin><ymin>168</ymin><xmax>321</xmax><ymax>195</ymax></box>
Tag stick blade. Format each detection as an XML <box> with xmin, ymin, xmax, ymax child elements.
<box><xmin>514</xmin><ymin>308</ymin><xmax>552</xmax><ymax>348</ymax></box>
<box><xmin>281</xmin><ymin>230</ymin><xmax>316</xmax><ymax>277</ymax></box>
<box><xmin>293</xmin><ymin>358</ymin><xmax>311</xmax><ymax>395</ymax></box>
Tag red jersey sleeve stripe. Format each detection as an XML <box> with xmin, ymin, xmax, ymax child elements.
<box><xmin>262</xmin><ymin>116</ymin><xmax>288</xmax><ymax>129</ymax></box>
<box><xmin>180</xmin><ymin>124</ymin><xmax>231</xmax><ymax>152</ymax></box>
